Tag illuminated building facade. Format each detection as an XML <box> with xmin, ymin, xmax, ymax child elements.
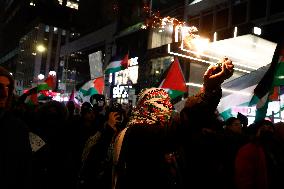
<box><xmin>0</xmin><ymin>0</ymin><xmax>79</xmax><ymax>93</ymax></box>
<box><xmin>183</xmin><ymin>0</ymin><xmax>284</xmax><ymax>123</ymax></box>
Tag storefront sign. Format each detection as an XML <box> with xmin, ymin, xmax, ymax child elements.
<box><xmin>112</xmin><ymin>85</ymin><xmax>133</xmax><ymax>99</ymax></box>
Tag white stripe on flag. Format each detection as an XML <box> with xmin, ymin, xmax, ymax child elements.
<box><xmin>256</xmin><ymin>92</ymin><xmax>269</xmax><ymax>109</ymax></box>
<box><xmin>218</xmin><ymin>85</ymin><xmax>256</xmax><ymax>113</ymax></box>
<box><xmin>106</xmin><ymin>60</ymin><xmax>121</xmax><ymax>70</ymax></box>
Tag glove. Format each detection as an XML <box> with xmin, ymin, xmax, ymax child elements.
<box><xmin>203</xmin><ymin>58</ymin><xmax>234</xmax><ymax>91</ymax></box>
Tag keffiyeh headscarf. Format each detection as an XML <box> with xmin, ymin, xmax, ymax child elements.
<box><xmin>127</xmin><ymin>88</ymin><xmax>173</xmax><ymax>127</ymax></box>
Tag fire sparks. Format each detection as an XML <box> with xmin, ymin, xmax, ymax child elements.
<box><xmin>143</xmin><ymin>12</ymin><xmax>187</xmax><ymax>29</ymax></box>
<box><xmin>142</xmin><ymin>13</ymin><xmax>209</xmax><ymax>53</ymax></box>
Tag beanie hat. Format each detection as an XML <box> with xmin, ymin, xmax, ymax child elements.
<box><xmin>80</xmin><ymin>102</ymin><xmax>93</xmax><ymax>116</ymax></box>
<box><xmin>127</xmin><ymin>88</ymin><xmax>173</xmax><ymax>127</ymax></box>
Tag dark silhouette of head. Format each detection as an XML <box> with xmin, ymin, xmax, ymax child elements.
<box><xmin>0</xmin><ymin>66</ymin><xmax>14</xmax><ymax>110</ymax></box>
<box><xmin>90</xmin><ymin>94</ymin><xmax>105</xmax><ymax>112</ymax></box>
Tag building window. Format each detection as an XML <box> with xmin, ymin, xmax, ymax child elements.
<box><xmin>66</xmin><ymin>0</ymin><xmax>79</xmax><ymax>10</ymax></box>
<box><xmin>29</xmin><ymin>1</ymin><xmax>36</xmax><ymax>6</ymax></box>
<box><xmin>58</xmin><ymin>0</ymin><xmax>63</xmax><ymax>5</ymax></box>
<box><xmin>148</xmin><ymin>27</ymin><xmax>173</xmax><ymax>49</ymax></box>
<box><xmin>45</xmin><ymin>25</ymin><xmax>50</xmax><ymax>33</ymax></box>
<box><xmin>150</xmin><ymin>56</ymin><xmax>172</xmax><ymax>76</ymax></box>
<box><xmin>54</xmin><ymin>27</ymin><xmax>58</xmax><ymax>34</ymax></box>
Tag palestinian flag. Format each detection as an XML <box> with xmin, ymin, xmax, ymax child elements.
<box><xmin>105</xmin><ymin>54</ymin><xmax>129</xmax><ymax>74</ymax></box>
<box><xmin>44</xmin><ymin>75</ymin><xmax>56</xmax><ymax>89</ymax></box>
<box><xmin>78</xmin><ymin>76</ymin><xmax>104</xmax><ymax>97</ymax></box>
<box><xmin>37</xmin><ymin>83</ymin><xmax>51</xmax><ymax>91</ymax></box>
<box><xmin>249</xmin><ymin>42</ymin><xmax>284</xmax><ymax>122</ymax></box>
<box><xmin>37</xmin><ymin>75</ymin><xmax>56</xmax><ymax>91</ymax></box>
<box><xmin>159</xmin><ymin>57</ymin><xmax>187</xmax><ymax>99</ymax></box>
<box><xmin>25</xmin><ymin>93</ymin><xmax>39</xmax><ymax>105</ymax></box>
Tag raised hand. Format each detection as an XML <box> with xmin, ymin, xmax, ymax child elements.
<box><xmin>107</xmin><ymin>112</ymin><xmax>121</xmax><ymax>132</ymax></box>
<box><xmin>203</xmin><ymin>58</ymin><xmax>234</xmax><ymax>91</ymax></box>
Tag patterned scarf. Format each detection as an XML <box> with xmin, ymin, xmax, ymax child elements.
<box><xmin>127</xmin><ymin>88</ymin><xmax>173</xmax><ymax>127</ymax></box>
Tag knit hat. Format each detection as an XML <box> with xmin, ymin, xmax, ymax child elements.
<box><xmin>127</xmin><ymin>88</ymin><xmax>173</xmax><ymax>127</ymax></box>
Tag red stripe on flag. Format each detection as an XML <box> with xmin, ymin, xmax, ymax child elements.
<box><xmin>160</xmin><ymin>57</ymin><xmax>187</xmax><ymax>92</ymax></box>
<box><xmin>121</xmin><ymin>54</ymin><xmax>129</xmax><ymax>69</ymax></box>
<box><xmin>93</xmin><ymin>77</ymin><xmax>105</xmax><ymax>94</ymax></box>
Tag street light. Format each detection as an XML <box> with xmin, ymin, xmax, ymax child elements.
<box><xmin>38</xmin><ymin>74</ymin><xmax>45</xmax><ymax>80</ymax></box>
<box><xmin>36</xmin><ymin>44</ymin><xmax>46</xmax><ymax>53</ymax></box>
<box><xmin>49</xmin><ymin>71</ymin><xmax>56</xmax><ymax>76</ymax></box>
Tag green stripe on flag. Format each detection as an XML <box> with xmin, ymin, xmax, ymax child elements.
<box><xmin>79</xmin><ymin>87</ymin><xmax>99</xmax><ymax>97</ymax></box>
<box><xmin>37</xmin><ymin>83</ymin><xmax>51</xmax><ymax>91</ymax></box>
<box><xmin>105</xmin><ymin>66</ymin><xmax>123</xmax><ymax>74</ymax></box>
<box><xmin>168</xmin><ymin>90</ymin><xmax>185</xmax><ymax>99</ymax></box>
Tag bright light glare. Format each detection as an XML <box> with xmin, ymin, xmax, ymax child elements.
<box><xmin>214</xmin><ymin>32</ymin><xmax>217</xmax><ymax>42</ymax></box>
<box><xmin>186</xmin><ymin>82</ymin><xmax>251</xmax><ymax>96</ymax></box>
<box><xmin>191</xmin><ymin>37</ymin><xmax>210</xmax><ymax>53</ymax></box>
<box><xmin>168</xmin><ymin>44</ymin><xmax>251</xmax><ymax>73</ymax></box>
<box><xmin>49</xmin><ymin>71</ymin><xmax>56</xmax><ymax>76</ymax></box>
<box><xmin>38</xmin><ymin>74</ymin><xmax>45</xmax><ymax>80</ymax></box>
<box><xmin>234</xmin><ymin>27</ymin><xmax>238</xmax><ymax>38</ymax></box>
<box><xmin>36</xmin><ymin>44</ymin><xmax>46</xmax><ymax>53</ymax></box>
<box><xmin>253</xmin><ymin>27</ymin><xmax>261</xmax><ymax>35</ymax></box>
<box><xmin>190</xmin><ymin>0</ymin><xmax>203</xmax><ymax>5</ymax></box>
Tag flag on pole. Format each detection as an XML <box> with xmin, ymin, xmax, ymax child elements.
<box><xmin>105</xmin><ymin>54</ymin><xmax>129</xmax><ymax>74</ymax></box>
<box><xmin>249</xmin><ymin>42</ymin><xmax>284</xmax><ymax>122</ymax></box>
<box><xmin>159</xmin><ymin>57</ymin><xmax>187</xmax><ymax>99</ymax></box>
<box><xmin>78</xmin><ymin>76</ymin><xmax>105</xmax><ymax>97</ymax></box>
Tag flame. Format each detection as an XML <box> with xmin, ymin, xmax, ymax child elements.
<box><xmin>143</xmin><ymin>14</ymin><xmax>210</xmax><ymax>54</ymax></box>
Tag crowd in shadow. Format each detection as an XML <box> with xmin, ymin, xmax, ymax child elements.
<box><xmin>1</xmin><ymin>58</ymin><xmax>284</xmax><ymax>189</ymax></box>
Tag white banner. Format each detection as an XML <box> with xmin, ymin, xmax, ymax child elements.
<box><xmin>88</xmin><ymin>51</ymin><xmax>103</xmax><ymax>79</ymax></box>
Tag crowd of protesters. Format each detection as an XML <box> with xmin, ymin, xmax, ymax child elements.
<box><xmin>1</xmin><ymin>58</ymin><xmax>284</xmax><ymax>189</ymax></box>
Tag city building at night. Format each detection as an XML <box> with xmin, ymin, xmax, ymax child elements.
<box><xmin>0</xmin><ymin>0</ymin><xmax>79</xmax><ymax>93</ymax></box>
<box><xmin>1</xmin><ymin>0</ymin><xmax>284</xmax><ymax>122</ymax></box>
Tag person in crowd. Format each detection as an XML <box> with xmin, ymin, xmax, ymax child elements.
<box><xmin>112</xmin><ymin>87</ymin><xmax>178</xmax><ymax>189</ymax></box>
<box><xmin>77</xmin><ymin>101</ymin><xmax>125</xmax><ymax>189</ymax></box>
<box><xmin>225</xmin><ymin>117</ymin><xmax>243</xmax><ymax>134</ymax></box>
<box><xmin>178</xmin><ymin>58</ymin><xmax>234</xmax><ymax>189</ymax></box>
<box><xmin>222</xmin><ymin>117</ymin><xmax>248</xmax><ymax>189</ymax></box>
<box><xmin>78</xmin><ymin>102</ymin><xmax>100</xmax><ymax>144</ymax></box>
<box><xmin>235</xmin><ymin>119</ymin><xmax>275</xmax><ymax>189</ymax></box>
<box><xmin>270</xmin><ymin>122</ymin><xmax>284</xmax><ymax>188</ymax></box>
<box><xmin>31</xmin><ymin>100</ymin><xmax>73</xmax><ymax>189</ymax></box>
<box><xmin>66</xmin><ymin>100</ymin><xmax>76</xmax><ymax>120</ymax></box>
<box><xmin>112</xmin><ymin>58</ymin><xmax>234</xmax><ymax>189</ymax></box>
<box><xmin>68</xmin><ymin>101</ymin><xmax>98</xmax><ymax>187</ymax></box>
<box><xmin>0</xmin><ymin>66</ymin><xmax>33</xmax><ymax>188</ymax></box>
<box><xmin>90</xmin><ymin>94</ymin><xmax>106</xmax><ymax>115</ymax></box>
